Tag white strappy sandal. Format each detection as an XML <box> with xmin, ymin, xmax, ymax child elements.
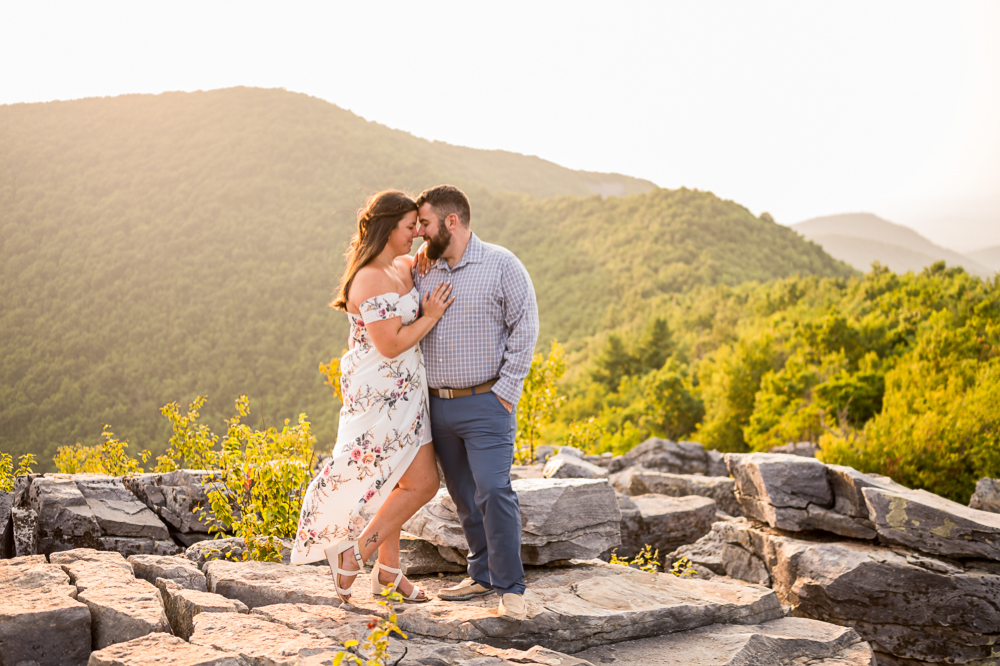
<box><xmin>325</xmin><ymin>540</ymin><xmax>364</xmax><ymax>602</ymax></box>
<box><xmin>372</xmin><ymin>561</ymin><xmax>429</xmax><ymax>603</ymax></box>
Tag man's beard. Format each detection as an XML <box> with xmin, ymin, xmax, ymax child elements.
<box><xmin>424</xmin><ymin>224</ymin><xmax>452</xmax><ymax>261</ymax></box>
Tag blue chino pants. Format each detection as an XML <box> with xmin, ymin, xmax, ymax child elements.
<box><xmin>430</xmin><ymin>390</ymin><xmax>525</xmax><ymax>595</ymax></box>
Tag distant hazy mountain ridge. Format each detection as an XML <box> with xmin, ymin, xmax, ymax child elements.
<box><xmin>968</xmin><ymin>245</ymin><xmax>1000</xmax><ymax>273</ymax></box>
<box><xmin>793</xmin><ymin>213</ymin><xmax>994</xmax><ymax>277</ymax></box>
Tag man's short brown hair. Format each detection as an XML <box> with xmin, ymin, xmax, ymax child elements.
<box><xmin>416</xmin><ymin>185</ymin><xmax>471</xmax><ymax>227</ymax></box>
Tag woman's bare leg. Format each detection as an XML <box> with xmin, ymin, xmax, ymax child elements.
<box><xmin>334</xmin><ymin>444</ymin><xmax>440</xmax><ymax>595</ymax></box>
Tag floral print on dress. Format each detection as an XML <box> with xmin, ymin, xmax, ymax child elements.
<box><xmin>291</xmin><ymin>288</ymin><xmax>432</xmax><ymax>564</ymax></box>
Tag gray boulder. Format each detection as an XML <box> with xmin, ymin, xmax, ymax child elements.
<box><xmin>123</xmin><ymin>469</ymin><xmax>222</xmax><ymax>537</ymax></box>
<box><xmin>129</xmin><ymin>553</ymin><xmax>208</xmax><ymax>591</ymax></box>
<box><xmin>0</xmin><ymin>555</ymin><xmax>92</xmax><ymax>666</ymax></box>
<box><xmin>970</xmin><ymin>477</ymin><xmax>1000</xmax><ymax>513</ymax></box>
<box><xmin>726</xmin><ymin>454</ymin><xmax>876</xmax><ymax>539</ymax></box>
<box><xmin>542</xmin><ymin>453</ymin><xmax>609</xmax><ymax>479</ymax></box>
<box><xmin>28</xmin><ymin>475</ymin><xmax>102</xmax><ymax>554</ymax></box>
<box><xmin>863</xmin><ymin>485</ymin><xmax>1000</xmax><ymax>561</ymax></box>
<box><xmin>618</xmin><ymin>494</ymin><xmax>716</xmax><ymax>559</ymax></box>
<box><xmin>612</xmin><ymin>466</ymin><xmax>741</xmax><ymax>515</ymax></box>
<box><xmin>404</xmin><ymin>478</ymin><xmax>622</xmax><ymax>565</ymax></box>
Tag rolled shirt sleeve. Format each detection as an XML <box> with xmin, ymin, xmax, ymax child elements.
<box><xmin>492</xmin><ymin>254</ymin><xmax>539</xmax><ymax>406</ymax></box>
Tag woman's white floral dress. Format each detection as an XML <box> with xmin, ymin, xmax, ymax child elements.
<box><xmin>291</xmin><ymin>288</ymin><xmax>431</xmax><ymax>564</ymax></box>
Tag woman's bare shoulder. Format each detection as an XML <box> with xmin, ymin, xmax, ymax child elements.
<box><xmin>348</xmin><ymin>267</ymin><xmax>399</xmax><ymax>311</ymax></box>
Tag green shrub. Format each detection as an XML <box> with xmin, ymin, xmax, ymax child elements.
<box><xmin>0</xmin><ymin>453</ymin><xmax>36</xmax><ymax>492</ymax></box>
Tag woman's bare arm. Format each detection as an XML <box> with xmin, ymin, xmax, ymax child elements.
<box><xmin>350</xmin><ymin>268</ymin><xmax>453</xmax><ymax>359</ymax></box>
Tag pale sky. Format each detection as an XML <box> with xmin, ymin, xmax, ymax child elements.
<box><xmin>3</xmin><ymin>1</ymin><xmax>998</xmax><ymax>251</ymax></box>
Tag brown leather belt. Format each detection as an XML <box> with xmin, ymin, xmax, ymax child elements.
<box><xmin>430</xmin><ymin>379</ymin><xmax>498</xmax><ymax>399</ymax></box>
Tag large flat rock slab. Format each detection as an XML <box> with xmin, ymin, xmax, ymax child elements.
<box><xmin>342</xmin><ymin>560</ymin><xmax>783</xmax><ymax>652</ymax></box>
<box><xmin>863</xmin><ymin>485</ymin><xmax>1000</xmax><ymax>561</ymax></box>
<box><xmin>86</xmin><ymin>632</ymin><xmax>245</xmax><ymax>666</ymax></box>
<box><xmin>404</xmin><ymin>479</ymin><xmax>621</xmax><ymax>565</ymax></box>
<box><xmin>205</xmin><ymin>559</ymin><xmax>352</xmax><ymax>609</ymax></box>
<box><xmin>189</xmin><ymin>611</ymin><xmax>338</xmax><ymax>666</ymax></box>
<box><xmin>0</xmin><ymin>555</ymin><xmax>92</xmax><ymax>666</ymax></box>
<box><xmin>573</xmin><ymin>616</ymin><xmax>875</xmax><ymax>665</ymax></box>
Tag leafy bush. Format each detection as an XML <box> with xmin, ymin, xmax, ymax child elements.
<box><xmin>199</xmin><ymin>395</ymin><xmax>316</xmax><ymax>562</ymax></box>
<box><xmin>515</xmin><ymin>342</ymin><xmax>567</xmax><ymax>463</ymax></box>
<box><xmin>0</xmin><ymin>452</ymin><xmax>35</xmax><ymax>492</ymax></box>
<box><xmin>52</xmin><ymin>426</ymin><xmax>150</xmax><ymax>475</ymax></box>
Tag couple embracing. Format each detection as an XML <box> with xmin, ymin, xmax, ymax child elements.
<box><xmin>290</xmin><ymin>185</ymin><xmax>538</xmax><ymax>621</ymax></box>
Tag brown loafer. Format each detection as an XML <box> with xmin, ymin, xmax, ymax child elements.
<box><xmin>438</xmin><ymin>577</ymin><xmax>494</xmax><ymax>601</ymax></box>
<box><xmin>498</xmin><ymin>593</ymin><xmax>526</xmax><ymax>620</ymax></box>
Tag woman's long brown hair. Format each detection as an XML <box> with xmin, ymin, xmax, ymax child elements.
<box><xmin>330</xmin><ymin>190</ymin><xmax>418</xmax><ymax>311</ymax></box>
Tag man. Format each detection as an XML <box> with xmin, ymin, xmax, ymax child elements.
<box><xmin>412</xmin><ymin>184</ymin><xmax>538</xmax><ymax>621</ymax></box>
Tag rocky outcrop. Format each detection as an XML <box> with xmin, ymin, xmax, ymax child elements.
<box><xmin>86</xmin><ymin>632</ymin><xmax>244</xmax><ymax>666</ymax></box>
<box><xmin>970</xmin><ymin>477</ymin><xmax>1000</xmax><ymax>513</ymax></box>
<box><xmin>51</xmin><ymin>547</ymin><xmax>170</xmax><ymax>649</ymax></box>
<box><xmin>617</xmin><ymin>494</ymin><xmax>716</xmax><ymax>559</ymax></box>
<box><xmin>679</xmin><ymin>517</ymin><xmax>1000</xmax><ymax>665</ymax></box>
<box><xmin>574</xmin><ymin>616</ymin><xmax>875</xmax><ymax>665</ymax></box>
<box><xmin>10</xmin><ymin>506</ymin><xmax>39</xmax><ymax>556</ymax></box>
<box><xmin>344</xmin><ymin>560</ymin><xmax>783</xmax><ymax>652</ymax></box>
<box><xmin>604</xmin><ymin>438</ymin><xmax>728</xmax><ymax>477</ymax></box>
<box><xmin>611</xmin><ymin>466</ymin><xmax>741</xmax><ymax>515</ymax></box>
<box><xmin>0</xmin><ymin>555</ymin><xmax>92</xmax><ymax>666</ymax></box>
<box><xmin>190</xmin><ymin>611</ymin><xmax>341</xmax><ymax>665</ymax></box>
<box><xmin>404</xmin><ymin>479</ymin><xmax>622</xmax><ymax>565</ymax></box>
<box><xmin>26</xmin><ymin>474</ymin><xmax>178</xmax><ymax>556</ymax></box>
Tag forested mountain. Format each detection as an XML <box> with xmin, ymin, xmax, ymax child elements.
<box><xmin>793</xmin><ymin>213</ymin><xmax>993</xmax><ymax>277</ymax></box>
<box><xmin>0</xmin><ymin>87</ymin><xmax>851</xmax><ymax>469</ymax></box>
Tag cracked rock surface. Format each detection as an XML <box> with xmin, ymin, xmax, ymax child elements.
<box><xmin>341</xmin><ymin>560</ymin><xmax>783</xmax><ymax>652</ymax></box>
<box><xmin>51</xmin><ymin>547</ymin><xmax>170</xmax><ymax>649</ymax></box>
<box><xmin>574</xmin><ymin>616</ymin><xmax>875</xmax><ymax>665</ymax></box>
<box><xmin>86</xmin><ymin>632</ymin><xmax>245</xmax><ymax>666</ymax></box>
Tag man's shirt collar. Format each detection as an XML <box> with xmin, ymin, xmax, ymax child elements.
<box><xmin>435</xmin><ymin>232</ymin><xmax>483</xmax><ymax>272</ymax></box>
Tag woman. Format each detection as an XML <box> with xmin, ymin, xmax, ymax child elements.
<box><xmin>290</xmin><ymin>190</ymin><xmax>454</xmax><ymax>603</ymax></box>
